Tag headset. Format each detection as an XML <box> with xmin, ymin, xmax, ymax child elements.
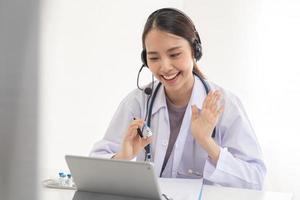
<box><xmin>137</xmin><ymin>8</ymin><xmax>216</xmax><ymax>162</ymax></box>
<box><xmin>141</xmin><ymin>8</ymin><xmax>202</xmax><ymax>67</ymax></box>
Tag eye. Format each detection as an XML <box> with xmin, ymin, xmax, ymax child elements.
<box><xmin>148</xmin><ymin>57</ymin><xmax>159</xmax><ymax>61</ymax></box>
<box><xmin>170</xmin><ymin>52</ymin><xmax>181</xmax><ymax>58</ymax></box>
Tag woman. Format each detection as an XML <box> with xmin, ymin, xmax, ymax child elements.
<box><xmin>90</xmin><ymin>8</ymin><xmax>266</xmax><ymax>190</ymax></box>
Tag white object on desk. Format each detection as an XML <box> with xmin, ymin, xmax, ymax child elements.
<box><xmin>42</xmin><ymin>178</ymin><xmax>76</xmax><ymax>190</ymax></box>
<box><xmin>159</xmin><ymin>178</ymin><xmax>203</xmax><ymax>200</ymax></box>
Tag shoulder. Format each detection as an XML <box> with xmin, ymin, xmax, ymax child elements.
<box><xmin>207</xmin><ymin>81</ymin><xmax>258</xmax><ymax>143</ymax></box>
<box><xmin>118</xmin><ymin>81</ymin><xmax>157</xmax><ymax>113</ymax></box>
<box><xmin>207</xmin><ymin>81</ymin><xmax>247</xmax><ymax>119</ymax></box>
<box><xmin>208</xmin><ymin>81</ymin><xmax>242</xmax><ymax>106</ymax></box>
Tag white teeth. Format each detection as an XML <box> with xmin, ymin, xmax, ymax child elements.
<box><xmin>163</xmin><ymin>72</ymin><xmax>179</xmax><ymax>80</ymax></box>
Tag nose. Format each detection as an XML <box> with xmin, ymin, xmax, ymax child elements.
<box><xmin>160</xmin><ymin>57</ymin><xmax>173</xmax><ymax>72</ymax></box>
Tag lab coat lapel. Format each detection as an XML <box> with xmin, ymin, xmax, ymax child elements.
<box><xmin>172</xmin><ymin>77</ymin><xmax>207</xmax><ymax>175</ymax></box>
<box><xmin>151</xmin><ymin>83</ymin><xmax>170</xmax><ymax>176</ymax></box>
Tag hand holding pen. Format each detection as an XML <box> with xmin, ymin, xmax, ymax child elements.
<box><xmin>113</xmin><ymin>118</ymin><xmax>152</xmax><ymax>160</ymax></box>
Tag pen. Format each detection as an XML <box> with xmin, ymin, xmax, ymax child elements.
<box><xmin>133</xmin><ymin>118</ymin><xmax>143</xmax><ymax>138</ymax></box>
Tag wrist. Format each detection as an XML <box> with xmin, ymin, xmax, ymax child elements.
<box><xmin>207</xmin><ymin>141</ymin><xmax>220</xmax><ymax>165</ymax></box>
<box><xmin>195</xmin><ymin>134</ymin><xmax>211</xmax><ymax>147</ymax></box>
<box><xmin>112</xmin><ymin>151</ymin><xmax>133</xmax><ymax>160</ymax></box>
<box><xmin>196</xmin><ymin>137</ymin><xmax>220</xmax><ymax>165</ymax></box>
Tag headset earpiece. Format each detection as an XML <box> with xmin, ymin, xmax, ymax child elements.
<box><xmin>193</xmin><ymin>40</ymin><xmax>202</xmax><ymax>61</ymax></box>
<box><xmin>141</xmin><ymin>49</ymin><xmax>148</xmax><ymax>67</ymax></box>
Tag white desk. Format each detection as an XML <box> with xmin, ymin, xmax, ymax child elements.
<box><xmin>202</xmin><ymin>185</ymin><xmax>293</xmax><ymax>200</ymax></box>
<box><xmin>40</xmin><ymin>178</ymin><xmax>293</xmax><ymax>200</ymax></box>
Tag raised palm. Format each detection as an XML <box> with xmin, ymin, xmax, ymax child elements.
<box><xmin>191</xmin><ymin>90</ymin><xmax>224</xmax><ymax>142</ymax></box>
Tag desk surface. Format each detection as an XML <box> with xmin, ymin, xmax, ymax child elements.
<box><xmin>202</xmin><ymin>185</ymin><xmax>293</xmax><ymax>200</ymax></box>
<box><xmin>40</xmin><ymin>178</ymin><xmax>293</xmax><ymax>200</ymax></box>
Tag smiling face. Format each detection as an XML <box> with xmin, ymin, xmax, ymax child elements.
<box><xmin>144</xmin><ymin>28</ymin><xmax>195</xmax><ymax>95</ymax></box>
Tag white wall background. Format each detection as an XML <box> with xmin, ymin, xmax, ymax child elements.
<box><xmin>39</xmin><ymin>0</ymin><xmax>183</xmax><ymax>172</ymax></box>
<box><xmin>39</xmin><ymin>0</ymin><xmax>300</xmax><ymax>198</ymax></box>
<box><xmin>184</xmin><ymin>0</ymin><xmax>300</xmax><ymax>197</ymax></box>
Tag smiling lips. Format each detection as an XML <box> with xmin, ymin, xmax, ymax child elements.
<box><xmin>161</xmin><ymin>72</ymin><xmax>180</xmax><ymax>81</ymax></box>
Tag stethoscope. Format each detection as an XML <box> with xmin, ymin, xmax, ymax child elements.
<box><xmin>137</xmin><ymin>68</ymin><xmax>216</xmax><ymax>162</ymax></box>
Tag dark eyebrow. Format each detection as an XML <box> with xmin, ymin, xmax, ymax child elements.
<box><xmin>147</xmin><ymin>46</ymin><xmax>182</xmax><ymax>55</ymax></box>
<box><xmin>166</xmin><ymin>46</ymin><xmax>182</xmax><ymax>52</ymax></box>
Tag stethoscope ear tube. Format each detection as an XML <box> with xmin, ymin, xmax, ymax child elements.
<box><xmin>144</xmin><ymin>82</ymin><xmax>162</xmax><ymax>161</ymax></box>
<box><xmin>146</xmin><ymin>83</ymin><xmax>162</xmax><ymax>127</ymax></box>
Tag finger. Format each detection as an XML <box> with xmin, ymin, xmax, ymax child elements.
<box><xmin>132</xmin><ymin>118</ymin><xmax>144</xmax><ymax>125</ymax></box>
<box><xmin>211</xmin><ymin>92</ymin><xmax>221</xmax><ymax>113</ymax></box>
<box><xmin>129</xmin><ymin>127</ymin><xmax>144</xmax><ymax>140</ymax></box>
<box><xmin>125</xmin><ymin>121</ymin><xmax>142</xmax><ymax>141</ymax></box>
<box><xmin>207</xmin><ymin>90</ymin><xmax>216</xmax><ymax>108</ymax></box>
<box><xmin>127</xmin><ymin>124</ymin><xmax>141</xmax><ymax>138</ymax></box>
<box><xmin>128</xmin><ymin>123</ymin><xmax>140</xmax><ymax>130</ymax></box>
<box><xmin>217</xmin><ymin>104</ymin><xmax>225</xmax><ymax>114</ymax></box>
<box><xmin>128</xmin><ymin>128</ymin><xmax>136</xmax><ymax>135</ymax></box>
<box><xmin>210</xmin><ymin>91</ymin><xmax>220</xmax><ymax>108</ymax></box>
<box><xmin>208</xmin><ymin>92</ymin><xmax>216</xmax><ymax>111</ymax></box>
<box><xmin>191</xmin><ymin>105</ymin><xmax>199</xmax><ymax>120</ymax></box>
<box><xmin>211</xmin><ymin>103</ymin><xmax>218</xmax><ymax>113</ymax></box>
<box><xmin>214</xmin><ymin>91</ymin><xmax>223</xmax><ymax>111</ymax></box>
<box><xmin>133</xmin><ymin>118</ymin><xmax>144</xmax><ymax>123</ymax></box>
<box><xmin>141</xmin><ymin>136</ymin><xmax>153</xmax><ymax>147</ymax></box>
<box><xmin>203</xmin><ymin>91</ymin><xmax>213</xmax><ymax>108</ymax></box>
<box><xmin>131</xmin><ymin>118</ymin><xmax>144</xmax><ymax>128</ymax></box>
<box><xmin>126</xmin><ymin>131</ymin><xmax>135</xmax><ymax>140</ymax></box>
<box><xmin>210</xmin><ymin>91</ymin><xmax>218</xmax><ymax>106</ymax></box>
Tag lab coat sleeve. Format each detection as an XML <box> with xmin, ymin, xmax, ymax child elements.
<box><xmin>203</xmin><ymin>93</ymin><xmax>267</xmax><ymax>190</ymax></box>
<box><xmin>89</xmin><ymin>90</ymin><xmax>143</xmax><ymax>158</ymax></box>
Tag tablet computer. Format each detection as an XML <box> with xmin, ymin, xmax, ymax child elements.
<box><xmin>65</xmin><ymin>155</ymin><xmax>162</xmax><ymax>200</ymax></box>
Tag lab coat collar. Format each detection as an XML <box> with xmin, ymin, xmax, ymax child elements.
<box><xmin>150</xmin><ymin>82</ymin><xmax>167</xmax><ymax>115</ymax></box>
<box><xmin>190</xmin><ymin>75</ymin><xmax>207</xmax><ymax>110</ymax></box>
<box><xmin>151</xmin><ymin>75</ymin><xmax>207</xmax><ymax>115</ymax></box>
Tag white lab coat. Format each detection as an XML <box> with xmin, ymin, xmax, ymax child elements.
<box><xmin>90</xmin><ymin>76</ymin><xmax>266</xmax><ymax>190</ymax></box>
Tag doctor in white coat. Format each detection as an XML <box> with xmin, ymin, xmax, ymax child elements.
<box><xmin>90</xmin><ymin>8</ymin><xmax>266</xmax><ymax>190</ymax></box>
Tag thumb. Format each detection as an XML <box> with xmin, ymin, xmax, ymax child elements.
<box><xmin>191</xmin><ymin>105</ymin><xmax>199</xmax><ymax>120</ymax></box>
<box><xmin>141</xmin><ymin>136</ymin><xmax>152</xmax><ymax>147</ymax></box>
